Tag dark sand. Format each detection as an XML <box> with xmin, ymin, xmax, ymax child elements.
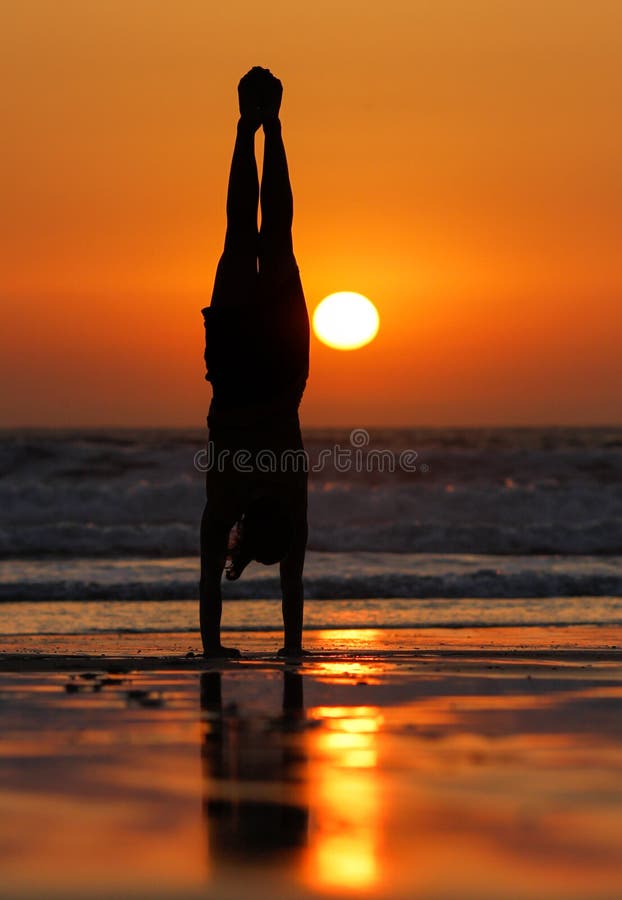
<box><xmin>1</xmin><ymin>626</ymin><xmax>621</xmax><ymax>899</ymax></box>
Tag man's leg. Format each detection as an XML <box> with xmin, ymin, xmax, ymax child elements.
<box><xmin>260</xmin><ymin>123</ymin><xmax>294</xmax><ymax>267</ymax></box>
<box><xmin>258</xmin><ymin>77</ymin><xmax>309</xmax><ymax>380</ymax></box>
<box><xmin>258</xmin><ymin>74</ymin><xmax>300</xmax><ymax>284</ymax></box>
<box><xmin>210</xmin><ymin>72</ymin><xmax>263</xmax><ymax>310</ymax></box>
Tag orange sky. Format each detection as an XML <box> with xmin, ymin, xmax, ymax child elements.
<box><xmin>1</xmin><ymin>1</ymin><xmax>621</xmax><ymax>426</ymax></box>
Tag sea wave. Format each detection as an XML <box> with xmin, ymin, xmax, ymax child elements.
<box><xmin>1</xmin><ymin>553</ymin><xmax>621</xmax><ymax>601</ymax></box>
<box><xmin>1</xmin><ymin>427</ymin><xmax>621</xmax><ymax>557</ymax></box>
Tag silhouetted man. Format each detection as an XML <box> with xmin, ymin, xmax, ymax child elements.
<box><xmin>199</xmin><ymin>68</ymin><xmax>309</xmax><ymax>659</ymax></box>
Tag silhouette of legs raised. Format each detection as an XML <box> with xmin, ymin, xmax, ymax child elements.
<box><xmin>210</xmin><ymin>71</ymin><xmax>263</xmax><ymax>310</ymax></box>
<box><xmin>259</xmin><ymin>74</ymin><xmax>295</xmax><ymax>279</ymax></box>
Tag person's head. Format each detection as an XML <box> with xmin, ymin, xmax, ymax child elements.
<box><xmin>244</xmin><ymin>495</ymin><xmax>293</xmax><ymax>564</ymax></box>
<box><xmin>226</xmin><ymin>494</ymin><xmax>293</xmax><ymax>580</ymax></box>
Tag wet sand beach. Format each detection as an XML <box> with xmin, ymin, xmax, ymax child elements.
<box><xmin>1</xmin><ymin>626</ymin><xmax>621</xmax><ymax>899</ymax></box>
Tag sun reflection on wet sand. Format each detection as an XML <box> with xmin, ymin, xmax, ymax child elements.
<box><xmin>304</xmin><ymin>660</ymin><xmax>388</xmax><ymax>684</ymax></box>
<box><xmin>304</xmin><ymin>706</ymin><xmax>382</xmax><ymax>892</ymax></box>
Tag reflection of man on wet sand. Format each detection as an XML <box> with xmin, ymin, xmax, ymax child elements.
<box><xmin>199</xmin><ymin>67</ymin><xmax>309</xmax><ymax>660</ymax></box>
<box><xmin>200</xmin><ymin>671</ymin><xmax>308</xmax><ymax>865</ymax></box>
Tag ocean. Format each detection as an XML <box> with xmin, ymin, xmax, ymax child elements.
<box><xmin>1</xmin><ymin>426</ymin><xmax>621</xmax><ymax>635</ymax></box>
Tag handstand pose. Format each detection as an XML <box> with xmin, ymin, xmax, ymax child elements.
<box><xmin>199</xmin><ymin>68</ymin><xmax>310</xmax><ymax>659</ymax></box>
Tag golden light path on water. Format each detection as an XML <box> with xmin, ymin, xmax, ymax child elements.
<box><xmin>305</xmin><ymin>702</ymin><xmax>383</xmax><ymax>890</ymax></box>
<box><xmin>313</xmin><ymin>292</ymin><xmax>380</xmax><ymax>350</ymax></box>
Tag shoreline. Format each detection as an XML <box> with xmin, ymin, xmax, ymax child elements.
<box><xmin>2</xmin><ymin>625</ymin><xmax>621</xmax><ymax>672</ymax></box>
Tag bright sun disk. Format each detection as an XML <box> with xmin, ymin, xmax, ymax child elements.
<box><xmin>313</xmin><ymin>292</ymin><xmax>379</xmax><ymax>350</ymax></box>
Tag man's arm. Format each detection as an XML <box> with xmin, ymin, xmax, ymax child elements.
<box><xmin>279</xmin><ymin>518</ymin><xmax>308</xmax><ymax>654</ymax></box>
<box><xmin>199</xmin><ymin>510</ymin><xmax>240</xmax><ymax>658</ymax></box>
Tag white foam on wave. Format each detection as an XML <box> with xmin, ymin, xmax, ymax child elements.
<box><xmin>1</xmin><ymin>552</ymin><xmax>621</xmax><ymax>602</ymax></box>
<box><xmin>1</xmin><ymin>480</ymin><xmax>621</xmax><ymax>556</ymax></box>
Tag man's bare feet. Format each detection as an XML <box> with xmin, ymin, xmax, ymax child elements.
<box><xmin>277</xmin><ymin>646</ymin><xmax>310</xmax><ymax>660</ymax></box>
<box><xmin>238</xmin><ymin>67</ymin><xmax>282</xmax><ymax>128</ymax></box>
<box><xmin>203</xmin><ymin>645</ymin><xmax>241</xmax><ymax>659</ymax></box>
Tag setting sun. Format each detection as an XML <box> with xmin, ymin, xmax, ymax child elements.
<box><xmin>312</xmin><ymin>292</ymin><xmax>380</xmax><ymax>351</ymax></box>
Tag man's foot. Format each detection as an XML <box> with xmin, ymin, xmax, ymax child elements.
<box><xmin>238</xmin><ymin>67</ymin><xmax>265</xmax><ymax>129</ymax></box>
<box><xmin>277</xmin><ymin>646</ymin><xmax>310</xmax><ymax>660</ymax></box>
<box><xmin>260</xmin><ymin>71</ymin><xmax>282</xmax><ymax>123</ymax></box>
<box><xmin>203</xmin><ymin>645</ymin><xmax>242</xmax><ymax>659</ymax></box>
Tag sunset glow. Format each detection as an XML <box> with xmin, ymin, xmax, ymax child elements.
<box><xmin>1</xmin><ymin>2</ymin><xmax>621</xmax><ymax>426</ymax></box>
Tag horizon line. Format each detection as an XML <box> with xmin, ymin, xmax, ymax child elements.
<box><xmin>1</xmin><ymin>422</ymin><xmax>621</xmax><ymax>431</ymax></box>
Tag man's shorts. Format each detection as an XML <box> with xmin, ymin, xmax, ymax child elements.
<box><xmin>204</xmin><ymin>420</ymin><xmax>308</xmax><ymax>529</ymax></box>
